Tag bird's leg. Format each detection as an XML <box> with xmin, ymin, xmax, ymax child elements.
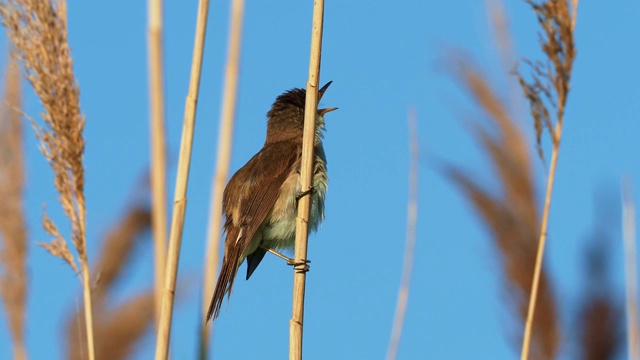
<box><xmin>296</xmin><ymin>186</ymin><xmax>316</xmax><ymax>202</ymax></box>
<box><xmin>260</xmin><ymin>245</ymin><xmax>294</xmax><ymax>263</ymax></box>
<box><xmin>259</xmin><ymin>244</ymin><xmax>311</xmax><ymax>273</ymax></box>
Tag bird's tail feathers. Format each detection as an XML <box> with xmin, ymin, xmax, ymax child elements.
<box><xmin>206</xmin><ymin>243</ymin><xmax>243</xmax><ymax>322</ymax></box>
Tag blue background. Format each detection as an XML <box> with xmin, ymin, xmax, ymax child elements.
<box><xmin>1</xmin><ymin>1</ymin><xmax>639</xmax><ymax>359</ymax></box>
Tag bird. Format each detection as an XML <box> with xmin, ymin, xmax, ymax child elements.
<box><xmin>206</xmin><ymin>81</ymin><xmax>337</xmax><ymax>321</ymax></box>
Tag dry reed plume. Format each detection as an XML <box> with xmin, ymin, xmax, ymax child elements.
<box><xmin>577</xmin><ymin>232</ymin><xmax>622</xmax><ymax>360</ymax></box>
<box><xmin>0</xmin><ymin>0</ymin><xmax>95</xmax><ymax>357</ymax></box>
<box><xmin>517</xmin><ymin>0</ymin><xmax>577</xmax><ymax>161</ymax></box>
<box><xmin>92</xmin><ymin>207</ymin><xmax>153</xmax><ymax>302</ymax></box>
<box><xmin>0</xmin><ymin>55</ymin><xmax>28</xmax><ymax>360</ymax></box>
<box><xmin>447</xmin><ymin>60</ymin><xmax>560</xmax><ymax>359</ymax></box>
<box><xmin>516</xmin><ymin>1</ymin><xmax>577</xmax><ymax>358</ymax></box>
<box><xmin>68</xmin><ymin>291</ymin><xmax>155</xmax><ymax>360</ymax></box>
<box><xmin>67</xmin><ymin>205</ymin><xmax>153</xmax><ymax>360</ymax></box>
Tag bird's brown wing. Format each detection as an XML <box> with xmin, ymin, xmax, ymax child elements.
<box><xmin>207</xmin><ymin>141</ymin><xmax>300</xmax><ymax>321</ymax></box>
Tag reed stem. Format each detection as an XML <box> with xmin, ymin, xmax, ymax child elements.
<box><xmin>200</xmin><ymin>0</ymin><xmax>244</xmax><ymax>356</ymax></box>
<box><xmin>147</xmin><ymin>0</ymin><xmax>168</xmax><ymax>329</ymax></box>
<box><xmin>153</xmin><ymin>0</ymin><xmax>210</xmax><ymax>358</ymax></box>
<box><xmin>290</xmin><ymin>1</ymin><xmax>326</xmax><ymax>358</ymax></box>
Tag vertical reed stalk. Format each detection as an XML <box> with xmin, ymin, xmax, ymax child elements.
<box><xmin>153</xmin><ymin>0</ymin><xmax>210</xmax><ymax>358</ymax></box>
<box><xmin>290</xmin><ymin>1</ymin><xmax>326</xmax><ymax>358</ymax></box>
<box><xmin>200</xmin><ymin>0</ymin><xmax>244</xmax><ymax>356</ymax></box>
<box><xmin>622</xmin><ymin>179</ymin><xmax>639</xmax><ymax>360</ymax></box>
<box><xmin>386</xmin><ymin>109</ymin><xmax>419</xmax><ymax>360</ymax></box>
<box><xmin>521</xmin><ymin>121</ymin><xmax>561</xmax><ymax>360</ymax></box>
<box><xmin>147</xmin><ymin>0</ymin><xmax>168</xmax><ymax>328</ymax></box>
<box><xmin>520</xmin><ymin>1</ymin><xmax>578</xmax><ymax>358</ymax></box>
<box><xmin>0</xmin><ymin>56</ymin><xmax>28</xmax><ymax>360</ymax></box>
<box><xmin>60</xmin><ymin>6</ymin><xmax>95</xmax><ymax>359</ymax></box>
<box><xmin>80</xmin><ymin>262</ymin><xmax>95</xmax><ymax>360</ymax></box>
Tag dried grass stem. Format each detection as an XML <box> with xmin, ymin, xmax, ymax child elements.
<box><xmin>290</xmin><ymin>1</ymin><xmax>326</xmax><ymax>358</ymax></box>
<box><xmin>200</xmin><ymin>0</ymin><xmax>244</xmax><ymax>356</ymax></box>
<box><xmin>147</xmin><ymin>0</ymin><xmax>168</xmax><ymax>329</ymax></box>
<box><xmin>153</xmin><ymin>0</ymin><xmax>210</xmax><ymax>358</ymax></box>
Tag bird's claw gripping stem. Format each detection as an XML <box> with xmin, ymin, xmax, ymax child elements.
<box><xmin>296</xmin><ymin>186</ymin><xmax>316</xmax><ymax>202</ymax></box>
<box><xmin>288</xmin><ymin>258</ymin><xmax>311</xmax><ymax>273</ymax></box>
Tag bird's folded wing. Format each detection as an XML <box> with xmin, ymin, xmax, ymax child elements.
<box><xmin>207</xmin><ymin>141</ymin><xmax>300</xmax><ymax>321</ymax></box>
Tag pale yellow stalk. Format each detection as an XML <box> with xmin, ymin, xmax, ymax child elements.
<box><xmin>153</xmin><ymin>0</ymin><xmax>210</xmax><ymax>358</ymax></box>
<box><xmin>521</xmin><ymin>120</ymin><xmax>561</xmax><ymax>360</ymax></box>
<box><xmin>290</xmin><ymin>1</ymin><xmax>326</xmax><ymax>358</ymax></box>
<box><xmin>200</xmin><ymin>0</ymin><xmax>244</xmax><ymax>355</ymax></box>
<box><xmin>520</xmin><ymin>1</ymin><xmax>579</xmax><ymax>358</ymax></box>
<box><xmin>147</xmin><ymin>0</ymin><xmax>168</xmax><ymax>328</ymax></box>
<box><xmin>0</xmin><ymin>55</ymin><xmax>28</xmax><ymax>360</ymax></box>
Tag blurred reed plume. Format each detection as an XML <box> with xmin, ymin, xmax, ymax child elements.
<box><xmin>67</xmin><ymin>205</ymin><xmax>154</xmax><ymax>360</ymax></box>
<box><xmin>516</xmin><ymin>1</ymin><xmax>577</xmax><ymax>358</ymax></box>
<box><xmin>67</xmin><ymin>291</ymin><xmax>154</xmax><ymax>360</ymax></box>
<box><xmin>447</xmin><ymin>59</ymin><xmax>560</xmax><ymax>359</ymax></box>
<box><xmin>577</xmin><ymin>231</ymin><xmax>622</xmax><ymax>360</ymax></box>
<box><xmin>0</xmin><ymin>55</ymin><xmax>28</xmax><ymax>360</ymax></box>
<box><xmin>92</xmin><ymin>206</ymin><xmax>152</xmax><ymax>303</ymax></box>
<box><xmin>0</xmin><ymin>0</ymin><xmax>95</xmax><ymax>357</ymax></box>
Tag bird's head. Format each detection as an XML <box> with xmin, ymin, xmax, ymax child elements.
<box><xmin>266</xmin><ymin>81</ymin><xmax>337</xmax><ymax>143</ymax></box>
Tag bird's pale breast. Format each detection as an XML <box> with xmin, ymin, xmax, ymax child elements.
<box><xmin>261</xmin><ymin>146</ymin><xmax>327</xmax><ymax>251</ymax></box>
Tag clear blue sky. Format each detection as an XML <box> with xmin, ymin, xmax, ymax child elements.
<box><xmin>1</xmin><ymin>1</ymin><xmax>639</xmax><ymax>359</ymax></box>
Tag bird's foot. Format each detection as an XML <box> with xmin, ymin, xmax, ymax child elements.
<box><xmin>296</xmin><ymin>186</ymin><xmax>316</xmax><ymax>202</ymax></box>
<box><xmin>258</xmin><ymin>245</ymin><xmax>311</xmax><ymax>273</ymax></box>
<box><xmin>259</xmin><ymin>245</ymin><xmax>294</xmax><ymax>263</ymax></box>
<box><xmin>288</xmin><ymin>258</ymin><xmax>311</xmax><ymax>273</ymax></box>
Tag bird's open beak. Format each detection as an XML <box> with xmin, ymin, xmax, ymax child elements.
<box><xmin>318</xmin><ymin>107</ymin><xmax>338</xmax><ymax>115</ymax></box>
<box><xmin>318</xmin><ymin>81</ymin><xmax>333</xmax><ymax>100</ymax></box>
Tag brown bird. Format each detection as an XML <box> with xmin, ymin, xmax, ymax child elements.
<box><xmin>206</xmin><ymin>82</ymin><xmax>336</xmax><ymax>321</ymax></box>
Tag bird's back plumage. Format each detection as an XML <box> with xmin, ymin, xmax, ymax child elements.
<box><xmin>207</xmin><ymin>140</ymin><xmax>301</xmax><ymax>321</ymax></box>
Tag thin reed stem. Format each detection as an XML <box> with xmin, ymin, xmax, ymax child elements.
<box><xmin>622</xmin><ymin>179</ymin><xmax>639</xmax><ymax>360</ymax></box>
<box><xmin>200</xmin><ymin>0</ymin><xmax>244</xmax><ymax>356</ymax></box>
<box><xmin>154</xmin><ymin>0</ymin><xmax>210</xmax><ymax>358</ymax></box>
<box><xmin>290</xmin><ymin>1</ymin><xmax>326</xmax><ymax>359</ymax></box>
<box><xmin>519</xmin><ymin>2</ymin><xmax>577</xmax><ymax>357</ymax></box>
<box><xmin>147</xmin><ymin>0</ymin><xmax>168</xmax><ymax>329</ymax></box>
<box><xmin>80</xmin><ymin>263</ymin><xmax>95</xmax><ymax>360</ymax></box>
<box><xmin>386</xmin><ymin>109</ymin><xmax>419</xmax><ymax>360</ymax></box>
<box><xmin>521</xmin><ymin>121</ymin><xmax>561</xmax><ymax>360</ymax></box>
<box><xmin>0</xmin><ymin>55</ymin><xmax>27</xmax><ymax>360</ymax></box>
